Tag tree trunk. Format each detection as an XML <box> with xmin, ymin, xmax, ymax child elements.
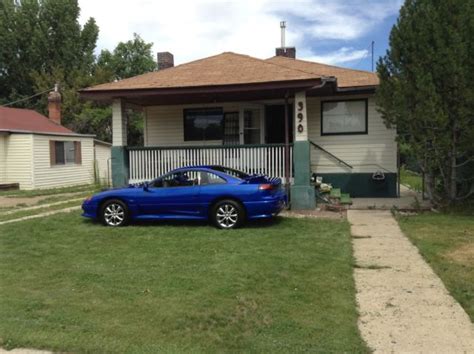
<box><xmin>449</xmin><ymin>120</ymin><xmax>457</xmax><ymax>204</ymax></box>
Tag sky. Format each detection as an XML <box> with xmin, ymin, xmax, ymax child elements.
<box><xmin>78</xmin><ymin>0</ymin><xmax>403</xmax><ymax>71</ymax></box>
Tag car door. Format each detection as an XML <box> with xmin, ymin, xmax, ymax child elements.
<box><xmin>196</xmin><ymin>171</ymin><xmax>230</xmax><ymax>214</ymax></box>
<box><xmin>139</xmin><ymin>170</ymin><xmax>201</xmax><ymax>217</ymax></box>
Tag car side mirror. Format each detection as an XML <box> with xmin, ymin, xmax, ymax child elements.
<box><xmin>143</xmin><ymin>182</ymin><xmax>150</xmax><ymax>191</ymax></box>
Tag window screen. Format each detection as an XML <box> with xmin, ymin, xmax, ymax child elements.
<box><xmin>321</xmin><ymin>100</ymin><xmax>367</xmax><ymax>135</ymax></box>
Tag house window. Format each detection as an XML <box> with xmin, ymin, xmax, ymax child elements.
<box><xmin>184</xmin><ymin>108</ymin><xmax>223</xmax><ymax>141</ymax></box>
<box><xmin>50</xmin><ymin>140</ymin><xmax>82</xmax><ymax>165</ymax></box>
<box><xmin>321</xmin><ymin>99</ymin><xmax>368</xmax><ymax>135</ymax></box>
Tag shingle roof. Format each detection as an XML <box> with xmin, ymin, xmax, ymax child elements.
<box><xmin>0</xmin><ymin>106</ymin><xmax>77</xmax><ymax>135</ymax></box>
<box><xmin>265</xmin><ymin>55</ymin><xmax>379</xmax><ymax>88</ymax></box>
<box><xmin>82</xmin><ymin>51</ymin><xmax>379</xmax><ymax>93</ymax></box>
<box><xmin>83</xmin><ymin>52</ymin><xmax>320</xmax><ymax>92</ymax></box>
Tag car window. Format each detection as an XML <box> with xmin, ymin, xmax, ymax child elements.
<box><xmin>153</xmin><ymin>171</ymin><xmax>199</xmax><ymax>188</ymax></box>
<box><xmin>209</xmin><ymin>166</ymin><xmax>249</xmax><ymax>179</ymax></box>
<box><xmin>199</xmin><ymin>171</ymin><xmax>226</xmax><ymax>186</ymax></box>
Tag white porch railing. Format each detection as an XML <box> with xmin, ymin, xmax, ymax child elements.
<box><xmin>128</xmin><ymin>144</ymin><xmax>293</xmax><ymax>184</ymax></box>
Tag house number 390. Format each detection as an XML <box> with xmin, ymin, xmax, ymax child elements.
<box><xmin>297</xmin><ymin>101</ymin><xmax>304</xmax><ymax>133</ymax></box>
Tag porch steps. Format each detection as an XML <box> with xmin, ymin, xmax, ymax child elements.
<box><xmin>330</xmin><ymin>188</ymin><xmax>341</xmax><ymax>198</ymax></box>
<box><xmin>318</xmin><ymin>187</ymin><xmax>352</xmax><ymax>208</ymax></box>
<box><xmin>339</xmin><ymin>193</ymin><xmax>352</xmax><ymax>205</ymax></box>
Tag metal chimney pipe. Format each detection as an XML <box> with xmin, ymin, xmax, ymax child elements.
<box><xmin>280</xmin><ymin>21</ymin><xmax>286</xmax><ymax>48</ymax></box>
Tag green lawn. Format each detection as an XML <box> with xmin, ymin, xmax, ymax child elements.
<box><xmin>0</xmin><ymin>213</ymin><xmax>367</xmax><ymax>353</ymax></box>
<box><xmin>400</xmin><ymin>166</ymin><xmax>422</xmax><ymax>192</ymax></box>
<box><xmin>399</xmin><ymin>212</ymin><xmax>474</xmax><ymax>321</ymax></box>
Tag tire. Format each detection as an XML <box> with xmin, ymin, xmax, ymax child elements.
<box><xmin>100</xmin><ymin>199</ymin><xmax>129</xmax><ymax>227</ymax></box>
<box><xmin>212</xmin><ymin>199</ymin><xmax>245</xmax><ymax>229</ymax></box>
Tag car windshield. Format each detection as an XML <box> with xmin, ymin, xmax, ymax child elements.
<box><xmin>209</xmin><ymin>166</ymin><xmax>249</xmax><ymax>180</ymax></box>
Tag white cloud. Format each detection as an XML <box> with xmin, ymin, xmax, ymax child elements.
<box><xmin>302</xmin><ymin>47</ymin><xmax>369</xmax><ymax>65</ymax></box>
<box><xmin>78</xmin><ymin>0</ymin><xmax>400</xmax><ymax>65</ymax></box>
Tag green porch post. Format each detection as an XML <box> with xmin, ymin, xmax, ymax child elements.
<box><xmin>111</xmin><ymin>99</ymin><xmax>129</xmax><ymax>187</ymax></box>
<box><xmin>290</xmin><ymin>91</ymin><xmax>315</xmax><ymax>209</ymax></box>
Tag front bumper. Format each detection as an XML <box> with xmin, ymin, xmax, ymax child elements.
<box><xmin>81</xmin><ymin>201</ymin><xmax>98</xmax><ymax>219</ymax></box>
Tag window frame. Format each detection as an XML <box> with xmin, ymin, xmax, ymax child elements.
<box><xmin>320</xmin><ymin>98</ymin><xmax>368</xmax><ymax>136</ymax></box>
<box><xmin>183</xmin><ymin>107</ymin><xmax>224</xmax><ymax>142</ymax></box>
<box><xmin>50</xmin><ymin>140</ymin><xmax>82</xmax><ymax>166</ymax></box>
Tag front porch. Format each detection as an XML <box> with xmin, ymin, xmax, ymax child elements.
<box><xmin>109</xmin><ymin>89</ymin><xmax>316</xmax><ymax>209</ymax></box>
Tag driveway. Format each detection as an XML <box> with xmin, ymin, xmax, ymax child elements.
<box><xmin>348</xmin><ymin>210</ymin><xmax>474</xmax><ymax>352</ymax></box>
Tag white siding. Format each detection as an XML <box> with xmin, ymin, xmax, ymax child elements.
<box><xmin>32</xmin><ymin>135</ymin><xmax>95</xmax><ymax>189</ymax></box>
<box><xmin>0</xmin><ymin>134</ymin><xmax>6</xmax><ymax>183</ymax></box>
<box><xmin>94</xmin><ymin>143</ymin><xmax>111</xmax><ymax>186</ymax></box>
<box><xmin>3</xmin><ymin>134</ymin><xmax>34</xmax><ymax>189</ymax></box>
<box><xmin>145</xmin><ymin>103</ymin><xmax>241</xmax><ymax>146</ymax></box>
<box><xmin>308</xmin><ymin>96</ymin><xmax>397</xmax><ymax>173</ymax></box>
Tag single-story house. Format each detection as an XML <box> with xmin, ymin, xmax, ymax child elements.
<box><xmin>0</xmin><ymin>89</ymin><xmax>111</xmax><ymax>190</ymax></box>
<box><xmin>80</xmin><ymin>46</ymin><xmax>398</xmax><ymax>209</ymax></box>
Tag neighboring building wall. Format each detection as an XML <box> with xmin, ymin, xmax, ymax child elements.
<box><xmin>32</xmin><ymin>134</ymin><xmax>95</xmax><ymax>189</ymax></box>
<box><xmin>307</xmin><ymin>95</ymin><xmax>397</xmax><ymax>174</ymax></box>
<box><xmin>94</xmin><ymin>143</ymin><xmax>111</xmax><ymax>186</ymax></box>
<box><xmin>4</xmin><ymin>134</ymin><xmax>34</xmax><ymax>189</ymax></box>
<box><xmin>145</xmin><ymin>103</ymin><xmax>241</xmax><ymax>146</ymax></box>
<box><xmin>0</xmin><ymin>134</ymin><xmax>6</xmax><ymax>183</ymax></box>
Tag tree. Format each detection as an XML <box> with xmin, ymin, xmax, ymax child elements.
<box><xmin>0</xmin><ymin>0</ymin><xmax>99</xmax><ymax>108</ymax></box>
<box><xmin>376</xmin><ymin>0</ymin><xmax>474</xmax><ymax>206</ymax></box>
<box><xmin>97</xmin><ymin>33</ymin><xmax>156</xmax><ymax>80</ymax></box>
<box><xmin>95</xmin><ymin>34</ymin><xmax>156</xmax><ymax>145</ymax></box>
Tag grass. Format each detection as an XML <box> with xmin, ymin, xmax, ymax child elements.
<box><xmin>398</xmin><ymin>212</ymin><xmax>474</xmax><ymax>321</ymax></box>
<box><xmin>0</xmin><ymin>184</ymin><xmax>102</xmax><ymax>198</ymax></box>
<box><xmin>0</xmin><ymin>213</ymin><xmax>367</xmax><ymax>353</ymax></box>
<box><xmin>400</xmin><ymin>166</ymin><xmax>422</xmax><ymax>192</ymax></box>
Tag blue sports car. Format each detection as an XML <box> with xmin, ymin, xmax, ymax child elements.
<box><xmin>82</xmin><ymin>166</ymin><xmax>287</xmax><ymax>229</ymax></box>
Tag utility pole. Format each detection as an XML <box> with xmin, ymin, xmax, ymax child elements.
<box><xmin>371</xmin><ymin>41</ymin><xmax>375</xmax><ymax>72</ymax></box>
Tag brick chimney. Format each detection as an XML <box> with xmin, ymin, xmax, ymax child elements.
<box><xmin>157</xmin><ymin>52</ymin><xmax>174</xmax><ymax>70</ymax></box>
<box><xmin>48</xmin><ymin>84</ymin><xmax>61</xmax><ymax>125</ymax></box>
<box><xmin>275</xmin><ymin>21</ymin><xmax>296</xmax><ymax>59</ymax></box>
<box><xmin>275</xmin><ymin>47</ymin><xmax>296</xmax><ymax>59</ymax></box>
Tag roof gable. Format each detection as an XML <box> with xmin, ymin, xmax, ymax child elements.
<box><xmin>265</xmin><ymin>56</ymin><xmax>379</xmax><ymax>88</ymax></box>
<box><xmin>83</xmin><ymin>52</ymin><xmax>321</xmax><ymax>92</ymax></box>
<box><xmin>0</xmin><ymin>106</ymin><xmax>75</xmax><ymax>135</ymax></box>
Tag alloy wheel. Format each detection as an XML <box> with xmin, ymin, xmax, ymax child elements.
<box><xmin>104</xmin><ymin>203</ymin><xmax>125</xmax><ymax>226</ymax></box>
<box><xmin>216</xmin><ymin>204</ymin><xmax>239</xmax><ymax>229</ymax></box>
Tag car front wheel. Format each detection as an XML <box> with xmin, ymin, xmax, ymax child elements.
<box><xmin>101</xmin><ymin>199</ymin><xmax>129</xmax><ymax>227</ymax></box>
<box><xmin>212</xmin><ymin>200</ymin><xmax>244</xmax><ymax>229</ymax></box>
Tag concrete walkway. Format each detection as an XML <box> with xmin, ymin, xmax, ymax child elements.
<box><xmin>351</xmin><ymin>185</ymin><xmax>431</xmax><ymax>210</ymax></box>
<box><xmin>348</xmin><ymin>210</ymin><xmax>474</xmax><ymax>353</ymax></box>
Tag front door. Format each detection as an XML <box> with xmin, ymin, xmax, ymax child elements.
<box><xmin>265</xmin><ymin>104</ymin><xmax>294</xmax><ymax>143</ymax></box>
<box><xmin>241</xmin><ymin>107</ymin><xmax>264</xmax><ymax>144</ymax></box>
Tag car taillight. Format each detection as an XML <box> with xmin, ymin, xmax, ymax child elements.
<box><xmin>259</xmin><ymin>184</ymin><xmax>273</xmax><ymax>191</ymax></box>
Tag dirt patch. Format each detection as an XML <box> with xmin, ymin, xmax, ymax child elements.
<box><xmin>0</xmin><ymin>192</ymin><xmax>85</xmax><ymax>208</ymax></box>
<box><xmin>445</xmin><ymin>243</ymin><xmax>474</xmax><ymax>265</ymax></box>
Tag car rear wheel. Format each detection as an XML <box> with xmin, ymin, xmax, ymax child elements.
<box><xmin>101</xmin><ymin>199</ymin><xmax>129</xmax><ymax>227</ymax></box>
<box><xmin>212</xmin><ymin>199</ymin><xmax>244</xmax><ymax>229</ymax></box>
